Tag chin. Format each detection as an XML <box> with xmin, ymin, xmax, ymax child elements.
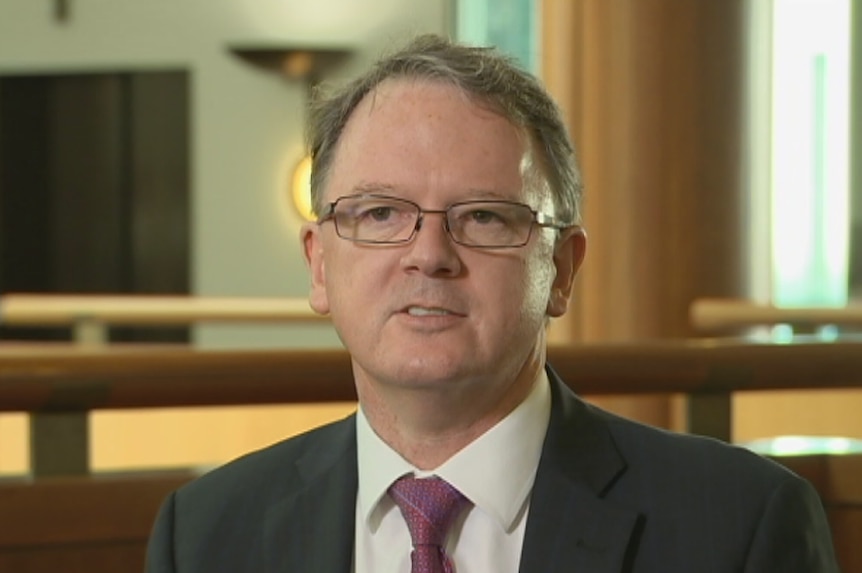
<box><xmin>386</xmin><ymin>354</ymin><xmax>479</xmax><ymax>386</ymax></box>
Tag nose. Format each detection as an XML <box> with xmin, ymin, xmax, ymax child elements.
<box><xmin>400</xmin><ymin>211</ymin><xmax>462</xmax><ymax>276</ymax></box>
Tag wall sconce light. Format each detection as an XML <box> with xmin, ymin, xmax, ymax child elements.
<box><xmin>226</xmin><ymin>41</ymin><xmax>352</xmax><ymax>224</ymax></box>
<box><xmin>227</xmin><ymin>43</ymin><xmax>353</xmax><ymax>84</ymax></box>
<box><xmin>292</xmin><ymin>155</ymin><xmax>315</xmax><ymax>221</ymax></box>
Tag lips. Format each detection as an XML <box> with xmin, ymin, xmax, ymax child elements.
<box><xmin>399</xmin><ymin>302</ymin><xmax>467</xmax><ymax>318</ymax></box>
<box><xmin>406</xmin><ymin>306</ymin><xmax>453</xmax><ymax>317</ymax></box>
<box><xmin>396</xmin><ymin>290</ymin><xmax>467</xmax><ymax>318</ymax></box>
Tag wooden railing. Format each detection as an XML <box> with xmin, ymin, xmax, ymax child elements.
<box><xmin>2</xmin><ymin>339</ymin><xmax>861</xmax><ymax>572</ymax></box>
<box><xmin>0</xmin><ymin>471</ymin><xmax>196</xmax><ymax>573</ymax></box>
<box><xmin>0</xmin><ymin>293</ymin><xmax>330</xmax><ymax>476</ymax></box>
<box><xmin>2</xmin><ymin>294</ymin><xmax>862</xmax><ymax>475</ymax></box>
<box><xmin>2</xmin><ymin>294</ymin><xmax>861</xmax><ymax>572</ymax></box>
<box><xmin>686</xmin><ymin>297</ymin><xmax>862</xmax><ymax>571</ymax></box>
<box><xmin>690</xmin><ymin>298</ymin><xmax>862</xmax><ymax>333</ymax></box>
<box><xmin>3</xmin><ymin>338</ymin><xmax>862</xmax><ymax>410</ymax></box>
<box><xmin>3</xmin><ymin>337</ymin><xmax>862</xmax><ymax>472</ymax></box>
<box><xmin>0</xmin><ymin>293</ymin><xmax>326</xmax><ymax>344</ymax></box>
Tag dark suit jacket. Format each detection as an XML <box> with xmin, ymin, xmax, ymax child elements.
<box><xmin>145</xmin><ymin>367</ymin><xmax>839</xmax><ymax>572</ymax></box>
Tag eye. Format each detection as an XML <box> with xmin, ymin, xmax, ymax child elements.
<box><xmin>365</xmin><ymin>206</ymin><xmax>394</xmax><ymax>222</ymax></box>
<box><xmin>351</xmin><ymin>200</ymin><xmax>407</xmax><ymax>223</ymax></box>
<box><xmin>467</xmin><ymin>209</ymin><xmax>505</xmax><ymax>225</ymax></box>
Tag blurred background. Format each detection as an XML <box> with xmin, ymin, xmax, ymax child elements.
<box><xmin>0</xmin><ymin>0</ymin><xmax>859</xmax><ymax>474</ymax></box>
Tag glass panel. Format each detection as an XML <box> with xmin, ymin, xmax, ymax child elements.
<box><xmin>771</xmin><ymin>0</ymin><xmax>851</xmax><ymax>308</ymax></box>
<box><xmin>455</xmin><ymin>0</ymin><xmax>538</xmax><ymax>73</ymax></box>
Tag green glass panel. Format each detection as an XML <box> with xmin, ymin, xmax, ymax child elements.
<box><xmin>456</xmin><ymin>0</ymin><xmax>537</xmax><ymax>73</ymax></box>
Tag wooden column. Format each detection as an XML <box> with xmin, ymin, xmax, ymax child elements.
<box><xmin>544</xmin><ymin>0</ymin><xmax>749</xmax><ymax>429</ymax></box>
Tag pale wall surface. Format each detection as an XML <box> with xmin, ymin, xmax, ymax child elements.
<box><xmin>0</xmin><ymin>0</ymin><xmax>450</xmax><ymax>349</ymax></box>
<box><xmin>0</xmin><ymin>0</ymin><xmax>450</xmax><ymax>473</ymax></box>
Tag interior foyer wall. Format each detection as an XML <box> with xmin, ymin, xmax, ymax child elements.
<box><xmin>543</xmin><ymin>0</ymin><xmax>748</xmax><ymax>430</ymax></box>
<box><xmin>733</xmin><ymin>0</ymin><xmax>862</xmax><ymax>444</ymax></box>
<box><xmin>543</xmin><ymin>0</ymin><xmax>862</xmax><ymax>444</ymax></box>
<box><xmin>0</xmin><ymin>0</ymin><xmax>449</xmax><ymax>473</ymax></box>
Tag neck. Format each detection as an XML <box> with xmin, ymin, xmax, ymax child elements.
<box><xmin>356</xmin><ymin>347</ymin><xmax>545</xmax><ymax>470</ymax></box>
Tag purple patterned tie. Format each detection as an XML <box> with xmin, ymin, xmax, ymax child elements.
<box><xmin>388</xmin><ymin>476</ymin><xmax>470</xmax><ymax>573</ymax></box>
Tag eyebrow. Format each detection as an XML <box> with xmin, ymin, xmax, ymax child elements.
<box><xmin>346</xmin><ymin>183</ymin><xmax>517</xmax><ymax>202</ymax></box>
<box><xmin>460</xmin><ymin>189</ymin><xmax>514</xmax><ymax>200</ymax></box>
<box><xmin>348</xmin><ymin>182</ymin><xmax>399</xmax><ymax>195</ymax></box>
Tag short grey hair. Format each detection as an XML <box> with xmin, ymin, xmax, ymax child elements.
<box><xmin>306</xmin><ymin>34</ymin><xmax>582</xmax><ymax>224</ymax></box>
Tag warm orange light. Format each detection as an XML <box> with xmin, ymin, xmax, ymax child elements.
<box><xmin>291</xmin><ymin>155</ymin><xmax>314</xmax><ymax>221</ymax></box>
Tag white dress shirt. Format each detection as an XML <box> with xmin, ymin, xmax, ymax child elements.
<box><xmin>353</xmin><ymin>370</ymin><xmax>552</xmax><ymax>573</ymax></box>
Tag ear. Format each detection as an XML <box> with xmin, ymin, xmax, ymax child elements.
<box><xmin>301</xmin><ymin>222</ymin><xmax>331</xmax><ymax>315</ymax></box>
<box><xmin>546</xmin><ymin>226</ymin><xmax>587</xmax><ymax>317</ymax></box>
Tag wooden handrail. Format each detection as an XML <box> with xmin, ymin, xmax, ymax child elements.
<box><xmin>690</xmin><ymin>298</ymin><xmax>862</xmax><ymax>333</ymax></box>
<box><xmin>0</xmin><ymin>471</ymin><xmax>197</xmax><ymax>547</ymax></box>
<box><xmin>0</xmin><ymin>294</ymin><xmax>325</xmax><ymax>325</ymax></box>
<box><xmin>2</xmin><ymin>339</ymin><xmax>861</xmax><ymax>413</ymax></box>
<box><xmin>0</xmin><ymin>471</ymin><xmax>199</xmax><ymax>573</ymax></box>
<box><xmin>0</xmin><ymin>346</ymin><xmax>355</xmax><ymax>411</ymax></box>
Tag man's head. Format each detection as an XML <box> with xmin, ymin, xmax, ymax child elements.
<box><xmin>306</xmin><ymin>34</ymin><xmax>582</xmax><ymax>226</ymax></box>
<box><xmin>300</xmin><ymin>35</ymin><xmax>586</xmax><ymax>425</ymax></box>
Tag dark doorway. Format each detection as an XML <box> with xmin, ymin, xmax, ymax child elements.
<box><xmin>0</xmin><ymin>70</ymin><xmax>190</xmax><ymax>342</ymax></box>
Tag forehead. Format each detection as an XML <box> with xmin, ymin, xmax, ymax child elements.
<box><xmin>325</xmin><ymin>78</ymin><xmax>537</xmax><ymax>202</ymax></box>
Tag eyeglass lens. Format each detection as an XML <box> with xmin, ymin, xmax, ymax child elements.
<box><xmin>331</xmin><ymin>195</ymin><xmax>536</xmax><ymax>247</ymax></box>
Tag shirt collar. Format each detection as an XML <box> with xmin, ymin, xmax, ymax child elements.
<box><xmin>357</xmin><ymin>369</ymin><xmax>551</xmax><ymax>533</ymax></box>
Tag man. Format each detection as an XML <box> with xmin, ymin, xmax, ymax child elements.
<box><xmin>146</xmin><ymin>35</ymin><xmax>839</xmax><ymax>572</ymax></box>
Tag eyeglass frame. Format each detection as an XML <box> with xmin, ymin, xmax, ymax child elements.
<box><xmin>316</xmin><ymin>193</ymin><xmax>573</xmax><ymax>249</ymax></box>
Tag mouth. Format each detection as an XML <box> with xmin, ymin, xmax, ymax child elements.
<box><xmin>396</xmin><ymin>303</ymin><xmax>466</xmax><ymax>332</ymax></box>
<box><xmin>399</xmin><ymin>301</ymin><xmax>468</xmax><ymax>319</ymax></box>
<box><xmin>405</xmin><ymin>306</ymin><xmax>456</xmax><ymax>317</ymax></box>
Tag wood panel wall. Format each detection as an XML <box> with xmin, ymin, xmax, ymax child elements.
<box><xmin>543</xmin><ymin>0</ymin><xmax>748</xmax><ymax>428</ymax></box>
<box><xmin>0</xmin><ymin>472</ymin><xmax>196</xmax><ymax>573</ymax></box>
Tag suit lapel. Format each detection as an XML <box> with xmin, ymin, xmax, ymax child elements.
<box><xmin>264</xmin><ymin>417</ymin><xmax>358</xmax><ymax>573</ymax></box>
<box><xmin>257</xmin><ymin>370</ymin><xmax>641</xmax><ymax>573</ymax></box>
<box><xmin>519</xmin><ymin>368</ymin><xmax>641</xmax><ymax>573</ymax></box>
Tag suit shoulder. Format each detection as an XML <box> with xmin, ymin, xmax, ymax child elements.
<box><xmin>595</xmin><ymin>404</ymin><xmax>799</xmax><ymax>488</ymax></box>
<box><xmin>176</xmin><ymin>413</ymin><xmax>356</xmax><ymax>502</ymax></box>
<box><xmin>147</xmin><ymin>414</ymin><xmax>357</xmax><ymax>571</ymax></box>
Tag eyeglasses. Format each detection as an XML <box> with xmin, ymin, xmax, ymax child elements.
<box><xmin>318</xmin><ymin>194</ymin><xmax>569</xmax><ymax>248</ymax></box>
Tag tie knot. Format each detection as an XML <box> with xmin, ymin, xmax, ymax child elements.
<box><xmin>388</xmin><ymin>476</ymin><xmax>469</xmax><ymax>548</ymax></box>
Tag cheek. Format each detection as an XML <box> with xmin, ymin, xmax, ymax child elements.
<box><xmin>489</xmin><ymin>252</ymin><xmax>555</xmax><ymax>324</ymax></box>
<box><xmin>522</xmin><ymin>247</ymin><xmax>557</xmax><ymax>315</ymax></box>
<box><xmin>325</xmin><ymin>263</ymin><xmax>363</xmax><ymax>308</ymax></box>
<box><xmin>323</xmin><ymin>265</ymin><xmax>375</xmax><ymax>345</ymax></box>
<box><xmin>324</xmin><ymin>249</ymin><xmax>387</xmax><ymax>317</ymax></box>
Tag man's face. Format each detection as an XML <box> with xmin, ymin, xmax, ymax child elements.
<box><xmin>302</xmin><ymin>78</ymin><xmax>584</xmax><ymax>399</ymax></box>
